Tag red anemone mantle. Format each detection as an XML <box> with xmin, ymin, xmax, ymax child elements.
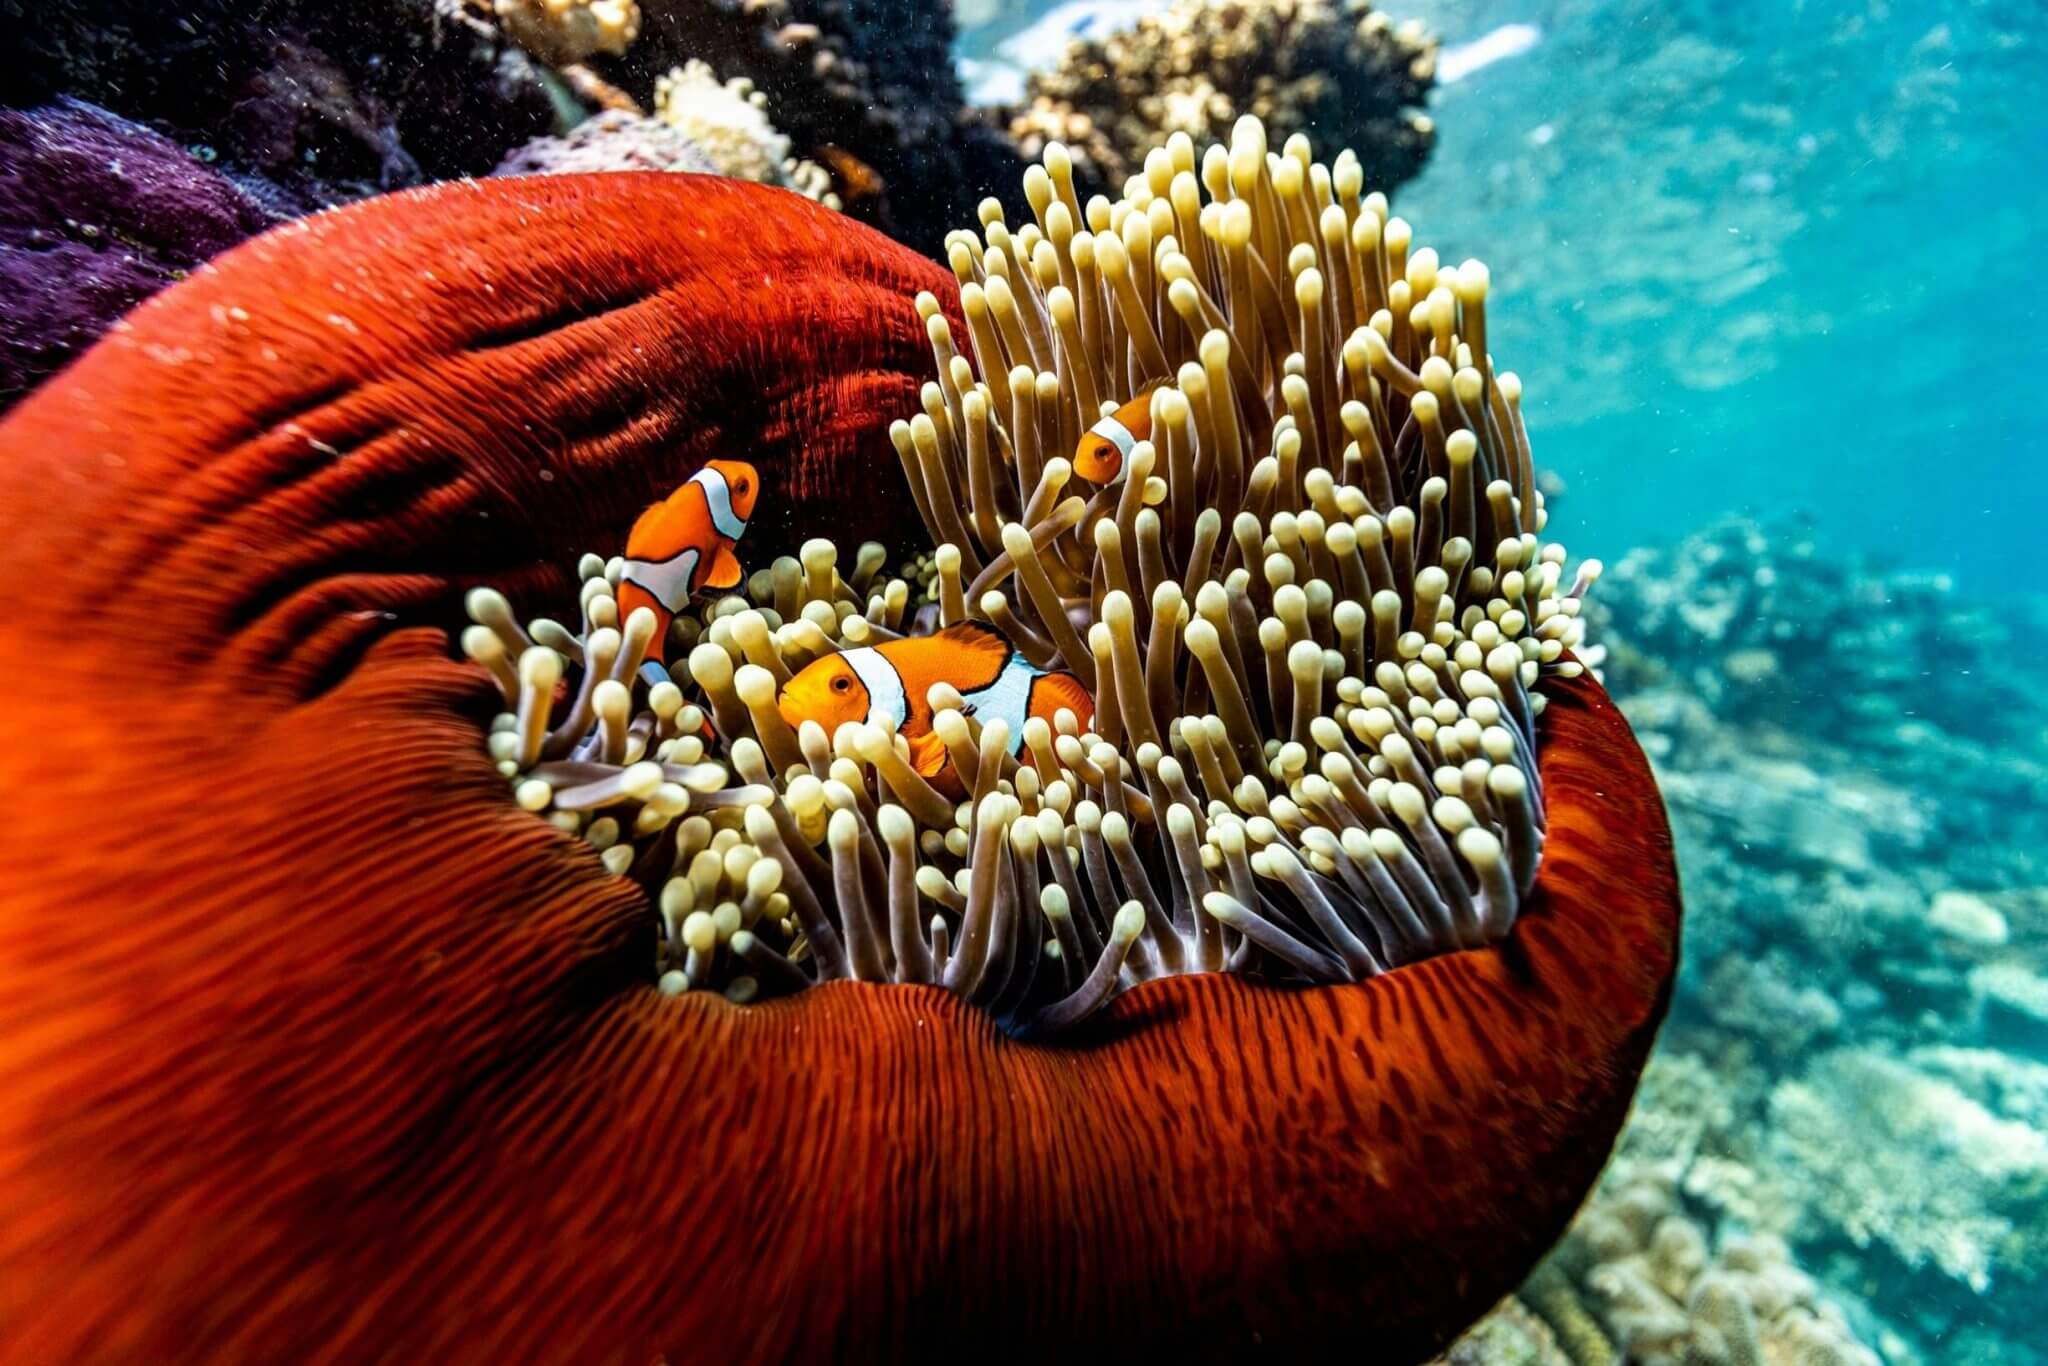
<box><xmin>0</xmin><ymin>176</ymin><xmax>1679</xmax><ymax>1362</ymax></box>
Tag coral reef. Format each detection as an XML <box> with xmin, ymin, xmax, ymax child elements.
<box><xmin>1466</xmin><ymin>1058</ymin><xmax>1887</xmax><ymax>1366</ymax></box>
<box><xmin>1434</xmin><ymin>1296</ymin><xmax>1571</xmax><ymax>1365</ymax></box>
<box><xmin>1537</xmin><ymin>516</ymin><xmax>2048</xmax><ymax>1364</ymax></box>
<box><xmin>1592</xmin><ymin>517</ymin><xmax>2048</xmax><ymax>1060</ymax></box>
<box><xmin>1768</xmin><ymin>1047</ymin><xmax>2048</xmax><ymax>1295</ymax></box>
<box><xmin>0</xmin><ymin>99</ymin><xmax>277</xmax><ymax>406</ymax></box>
<box><xmin>587</xmin><ymin>0</ymin><xmax>1025</xmax><ymax>253</ymax></box>
<box><xmin>1005</xmin><ymin>0</ymin><xmax>1437</xmax><ymax>199</ymax></box>
<box><xmin>1535</xmin><ymin>1158</ymin><xmax>1882</xmax><ymax>1366</ymax></box>
<box><xmin>1595</xmin><ymin>517</ymin><xmax>2035</xmax><ymax>751</ymax></box>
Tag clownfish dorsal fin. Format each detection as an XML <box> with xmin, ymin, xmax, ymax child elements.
<box><xmin>1119</xmin><ymin>383</ymin><xmax>1164</xmax><ymax>432</ymax></box>
<box><xmin>929</xmin><ymin>621</ymin><xmax>1009</xmax><ymax>652</ymax></box>
<box><xmin>927</xmin><ymin>621</ymin><xmax>1014</xmax><ymax>678</ymax></box>
<box><xmin>702</xmin><ymin>544</ymin><xmax>745</xmax><ymax>590</ymax></box>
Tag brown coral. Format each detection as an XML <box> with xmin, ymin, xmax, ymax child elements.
<box><xmin>1008</xmin><ymin>0</ymin><xmax>1437</xmax><ymax>200</ymax></box>
<box><xmin>589</xmin><ymin>0</ymin><xmax>1024</xmax><ymax>252</ymax></box>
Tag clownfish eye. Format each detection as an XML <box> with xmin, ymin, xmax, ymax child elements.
<box><xmin>831</xmin><ymin>674</ymin><xmax>852</xmax><ymax>694</ymax></box>
<box><xmin>734</xmin><ymin>477</ymin><xmax>750</xmax><ymax>496</ymax></box>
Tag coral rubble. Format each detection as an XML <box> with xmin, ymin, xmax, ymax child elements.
<box><xmin>1006</xmin><ymin>0</ymin><xmax>1437</xmax><ymax>200</ymax></box>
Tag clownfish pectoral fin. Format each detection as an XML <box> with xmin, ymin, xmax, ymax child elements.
<box><xmin>906</xmin><ymin>729</ymin><xmax>952</xmax><ymax>781</ymax></box>
<box><xmin>703</xmin><ymin>544</ymin><xmax>745</xmax><ymax>591</ymax></box>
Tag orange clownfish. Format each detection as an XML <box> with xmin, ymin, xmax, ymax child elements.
<box><xmin>617</xmin><ymin>458</ymin><xmax>758</xmax><ymax>661</ymax></box>
<box><xmin>777</xmin><ymin>622</ymin><xmax>1093</xmax><ymax>783</ymax></box>
<box><xmin>1072</xmin><ymin>386</ymin><xmax>1162</xmax><ymax>485</ymax></box>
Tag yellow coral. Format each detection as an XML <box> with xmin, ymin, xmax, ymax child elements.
<box><xmin>653</xmin><ymin>61</ymin><xmax>841</xmax><ymax>210</ymax></box>
<box><xmin>654</xmin><ymin>60</ymin><xmax>791</xmax><ymax>185</ymax></box>
<box><xmin>494</xmin><ymin>0</ymin><xmax>640</xmax><ymax>68</ymax></box>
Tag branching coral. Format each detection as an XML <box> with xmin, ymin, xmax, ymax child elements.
<box><xmin>1008</xmin><ymin>0</ymin><xmax>1437</xmax><ymax>200</ymax></box>
<box><xmin>493</xmin><ymin>0</ymin><xmax>641</xmax><ymax>67</ymax></box>
<box><xmin>651</xmin><ymin>59</ymin><xmax>838</xmax><ymax>207</ymax></box>
<box><xmin>1768</xmin><ymin>1047</ymin><xmax>2048</xmax><ymax>1293</ymax></box>
<box><xmin>468</xmin><ymin>117</ymin><xmax>1600</xmax><ymax>1026</ymax></box>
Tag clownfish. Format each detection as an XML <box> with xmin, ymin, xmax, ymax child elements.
<box><xmin>1072</xmin><ymin>386</ymin><xmax>1162</xmax><ymax>485</ymax></box>
<box><xmin>777</xmin><ymin>622</ymin><xmax>1093</xmax><ymax>784</ymax></box>
<box><xmin>617</xmin><ymin>458</ymin><xmax>758</xmax><ymax>661</ymax></box>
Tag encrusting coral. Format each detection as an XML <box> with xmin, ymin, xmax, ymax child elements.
<box><xmin>1531</xmin><ymin>1160</ymin><xmax>1882</xmax><ymax>1366</ymax></box>
<box><xmin>465</xmin><ymin>116</ymin><xmax>1600</xmax><ymax>1031</ymax></box>
<box><xmin>1008</xmin><ymin>0</ymin><xmax>1438</xmax><ymax>201</ymax></box>
<box><xmin>493</xmin><ymin>107</ymin><xmax>717</xmax><ymax>177</ymax></box>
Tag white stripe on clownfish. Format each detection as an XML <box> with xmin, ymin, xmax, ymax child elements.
<box><xmin>841</xmin><ymin>645</ymin><xmax>909</xmax><ymax>734</ymax></box>
<box><xmin>620</xmin><ymin>546</ymin><xmax>701</xmax><ymax>615</ymax></box>
<box><xmin>1086</xmin><ymin>411</ymin><xmax>1139</xmax><ymax>477</ymax></box>
<box><xmin>958</xmin><ymin>654</ymin><xmax>1038</xmax><ymax>753</ymax></box>
<box><xmin>691</xmin><ymin>464</ymin><xmax>748</xmax><ymax>541</ymax></box>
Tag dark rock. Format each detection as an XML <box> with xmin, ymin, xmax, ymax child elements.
<box><xmin>0</xmin><ymin>99</ymin><xmax>276</xmax><ymax>407</ymax></box>
<box><xmin>0</xmin><ymin>0</ymin><xmax>556</xmax><ymax>213</ymax></box>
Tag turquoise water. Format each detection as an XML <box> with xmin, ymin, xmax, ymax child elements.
<box><xmin>1394</xmin><ymin>0</ymin><xmax>2046</xmax><ymax>594</ymax></box>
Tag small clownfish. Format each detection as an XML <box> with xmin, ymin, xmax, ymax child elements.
<box><xmin>777</xmin><ymin>622</ymin><xmax>1093</xmax><ymax>785</ymax></box>
<box><xmin>1072</xmin><ymin>386</ymin><xmax>1162</xmax><ymax>485</ymax></box>
<box><xmin>617</xmin><ymin>458</ymin><xmax>759</xmax><ymax>661</ymax></box>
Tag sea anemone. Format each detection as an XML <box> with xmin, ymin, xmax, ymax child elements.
<box><xmin>475</xmin><ymin>114</ymin><xmax>1597</xmax><ymax>1036</ymax></box>
<box><xmin>485</xmin><ymin>119</ymin><xmax>1605</xmax><ymax>1038</ymax></box>
<box><xmin>0</xmin><ymin>149</ymin><xmax>1678</xmax><ymax>1362</ymax></box>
